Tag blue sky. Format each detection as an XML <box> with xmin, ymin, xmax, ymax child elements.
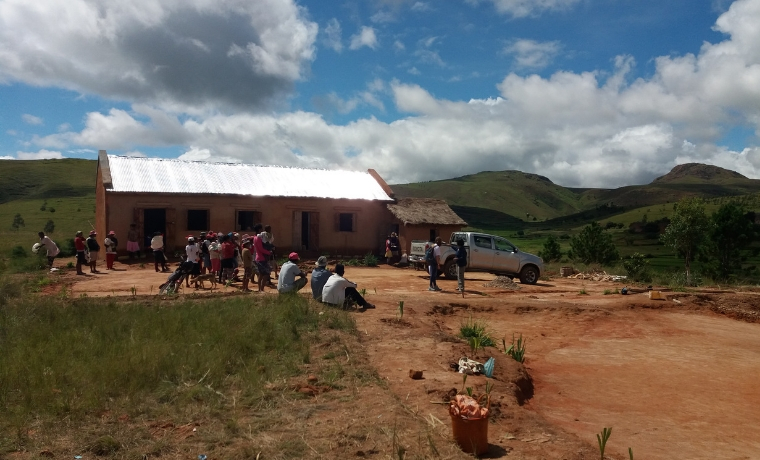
<box><xmin>1</xmin><ymin>0</ymin><xmax>759</xmax><ymax>187</ymax></box>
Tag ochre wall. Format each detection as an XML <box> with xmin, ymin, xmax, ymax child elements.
<box><xmin>103</xmin><ymin>192</ymin><xmax>394</xmax><ymax>257</ymax></box>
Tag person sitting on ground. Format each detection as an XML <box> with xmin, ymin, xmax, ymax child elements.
<box><xmin>321</xmin><ymin>264</ymin><xmax>375</xmax><ymax>309</ymax></box>
<box><xmin>310</xmin><ymin>256</ymin><xmax>332</xmax><ymax>300</ymax></box>
<box><xmin>37</xmin><ymin>231</ymin><xmax>60</xmax><ymax>269</ymax></box>
<box><xmin>277</xmin><ymin>252</ymin><xmax>307</xmax><ymax>294</ymax></box>
<box><xmin>86</xmin><ymin>230</ymin><xmax>101</xmax><ymax>273</ymax></box>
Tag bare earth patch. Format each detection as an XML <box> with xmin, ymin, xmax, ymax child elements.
<box><xmin>25</xmin><ymin>260</ymin><xmax>760</xmax><ymax>458</ymax></box>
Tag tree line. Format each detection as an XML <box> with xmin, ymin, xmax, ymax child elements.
<box><xmin>539</xmin><ymin>198</ymin><xmax>758</xmax><ymax>284</ymax></box>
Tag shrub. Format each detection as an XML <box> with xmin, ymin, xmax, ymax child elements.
<box><xmin>622</xmin><ymin>252</ymin><xmax>652</xmax><ymax>282</ymax></box>
<box><xmin>11</xmin><ymin>245</ymin><xmax>27</xmax><ymax>259</ymax></box>
<box><xmin>44</xmin><ymin>219</ymin><xmax>55</xmax><ymax>234</ymax></box>
<box><xmin>459</xmin><ymin>315</ymin><xmax>495</xmax><ymax>348</ymax></box>
<box><xmin>363</xmin><ymin>252</ymin><xmax>378</xmax><ymax>267</ymax></box>
<box><xmin>570</xmin><ymin>222</ymin><xmax>620</xmax><ymax>265</ymax></box>
<box><xmin>538</xmin><ymin>235</ymin><xmax>562</xmax><ymax>262</ymax></box>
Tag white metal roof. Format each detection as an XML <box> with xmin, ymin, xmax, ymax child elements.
<box><xmin>105</xmin><ymin>155</ymin><xmax>393</xmax><ymax>201</ymax></box>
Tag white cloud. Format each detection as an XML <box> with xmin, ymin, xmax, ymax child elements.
<box><xmin>503</xmin><ymin>39</ymin><xmax>562</xmax><ymax>69</ymax></box>
<box><xmin>393</xmin><ymin>40</ymin><xmax>406</xmax><ymax>52</ymax></box>
<box><xmin>22</xmin><ymin>114</ymin><xmax>44</xmax><ymax>125</ymax></box>
<box><xmin>16</xmin><ymin>149</ymin><xmax>64</xmax><ymax>160</ymax></box>
<box><xmin>0</xmin><ymin>0</ymin><xmax>318</xmax><ymax>113</ymax></box>
<box><xmin>323</xmin><ymin>18</ymin><xmax>343</xmax><ymax>53</ymax></box>
<box><xmin>24</xmin><ymin>0</ymin><xmax>760</xmax><ymax>188</ymax></box>
<box><xmin>0</xmin><ymin>156</ymin><xmax>15</xmax><ymax>160</ymax></box>
<box><xmin>349</xmin><ymin>27</ymin><xmax>379</xmax><ymax>50</ymax></box>
<box><xmin>57</xmin><ymin>123</ymin><xmax>71</xmax><ymax>132</ymax></box>
<box><xmin>124</xmin><ymin>150</ymin><xmax>147</xmax><ymax>157</ymax></box>
<box><xmin>408</xmin><ymin>67</ymin><xmax>421</xmax><ymax>75</ymax></box>
<box><xmin>411</xmin><ymin>2</ymin><xmax>432</xmax><ymax>12</ymax></box>
<box><xmin>485</xmin><ymin>0</ymin><xmax>582</xmax><ymax>18</ymax></box>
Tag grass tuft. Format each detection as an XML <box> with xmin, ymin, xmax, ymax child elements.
<box><xmin>459</xmin><ymin>314</ymin><xmax>495</xmax><ymax>348</ymax></box>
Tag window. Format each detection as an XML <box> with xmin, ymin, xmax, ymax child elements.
<box><xmin>473</xmin><ymin>236</ymin><xmax>492</xmax><ymax>249</ymax></box>
<box><xmin>338</xmin><ymin>213</ymin><xmax>355</xmax><ymax>232</ymax></box>
<box><xmin>494</xmin><ymin>237</ymin><xmax>515</xmax><ymax>252</ymax></box>
<box><xmin>187</xmin><ymin>209</ymin><xmax>208</xmax><ymax>231</ymax></box>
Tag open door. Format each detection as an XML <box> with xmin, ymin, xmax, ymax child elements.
<box><xmin>165</xmin><ymin>208</ymin><xmax>176</xmax><ymax>254</ymax></box>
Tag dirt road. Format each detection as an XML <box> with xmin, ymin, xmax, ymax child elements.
<box><xmin>64</xmin><ymin>260</ymin><xmax>760</xmax><ymax>459</ymax></box>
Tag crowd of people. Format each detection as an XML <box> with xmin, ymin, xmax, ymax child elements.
<box><xmin>34</xmin><ymin>224</ymin><xmax>465</xmax><ymax>307</ymax></box>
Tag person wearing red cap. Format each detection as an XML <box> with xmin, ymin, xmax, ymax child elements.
<box><xmin>86</xmin><ymin>230</ymin><xmax>101</xmax><ymax>273</ymax></box>
<box><xmin>104</xmin><ymin>230</ymin><xmax>118</xmax><ymax>270</ymax></box>
<box><xmin>277</xmin><ymin>252</ymin><xmax>307</xmax><ymax>294</ymax></box>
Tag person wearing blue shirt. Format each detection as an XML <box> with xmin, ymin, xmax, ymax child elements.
<box><xmin>310</xmin><ymin>256</ymin><xmax>332</xmax><ymax>300</ymax></box>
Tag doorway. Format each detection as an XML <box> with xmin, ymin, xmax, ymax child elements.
<box><xmin>293</xmin><ymin>211</ymin><xmax>320</xmax><ymax>252</ymax></box>
<box><xmin>143</xmin><ymin>208</ymin><xmax>166</xmax><ymax>247</ymax></box>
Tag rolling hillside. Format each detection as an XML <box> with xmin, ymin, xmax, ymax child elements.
<box><xmin>391</xmin><ymin>164</ymin><xmax>760</xmax><ymax>228</ymax></box>
<box><xmin>0</xmin><ymin>159</ymin><xmax>96</xmax><ymax>204</ymax></box>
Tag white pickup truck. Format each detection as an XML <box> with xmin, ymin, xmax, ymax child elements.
<box><xmin>409</xmin><ymin>231</ymin><xmax>543</xmax><ymax>284</ymax></box>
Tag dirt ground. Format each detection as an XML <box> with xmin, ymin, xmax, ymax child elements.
<box><xmin>58</xmin><ymin>259</ymin><xmax>760</xmax><ymax>459</ymax></box>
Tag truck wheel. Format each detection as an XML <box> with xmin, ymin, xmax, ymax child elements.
<box><xmin>519</xmin><ymin>265</ymin><xmax>539</xmax><ymax>285</ymax></box>
<box><xmin>443</xmin><ymin>260</ymin><xmax>457</xmax><ymax>279</ymax></box>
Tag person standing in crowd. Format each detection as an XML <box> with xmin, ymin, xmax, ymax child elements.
<box><xmin>200</xmin><ymin>232</ymin><xmax>211</xmax><ymax>274</ymax></box>
<box><xmin>208</xmin><ymin>233</ymin><xmax>221</xmax><ymax>276</ymax></box>
<box><xmin>185</xmin><ymin>236</ymin><xmax>201</xmax><ymax>287</ymax></box>
<box><xmin>37</xmin><ymin>231</ymin><xmax>60</xmax><ymax>269</ymax></box>
<box><xmin>253</xmin><ymin>225</ymin><xmax>272</xmax><ymax>292</ymax></box>
<box><xmin>426</xmin><ymin>239</ymin><xmax>441</xmax><ymax>291</ymax></box>
<box><xmin>241</xmin><ymin>238</ymin><xmax>253</xmax><ymax>292</ymax></box>
<box><xmin>321</xmin><ymin>264</ymin><xmax>375</xmax><ymax>309</ymax></box>
<box><xmin>220</xmin><ymin>234</ymin><xmax>236</xmax><ymax>283</ymax></box>
<box><xmin>104</xmin><ymin>231</ymin><xmax>118</xmax><ymax>270</ymax></box>
<box><xmin>277</xmin><ymin>252</ymin><xmax>307</xmax><ymax>294</ymax></box>
<box><xmin>385</xmin><ymin>234</ymin><xmax>393</xmax><ymax>265</ymax></box>
<box><xmin>262</xmin><ymin>225</ymin><xmax>278</xmax><ymax>277</ymax></box>
<box><xmin>454</xmin><ymin>239</ymin><xmax>467</xmax><ymax>292</ymax></box>
<box><xmin>74</xmin><ymin>230</ymin><xmax>87</xmax><ymax>275</ymax></box>
<box><xmin>126</xmin><ymin>223</ymin><xmax>140</xmax><ymax>259</ymax></box>
<box><xmin>86</xmin><ymin>230</ymin><xmax>101</xmax><ymax>273</ymax></box>
<box><xmin>151</xmin><ymin>231</ymin><xmax>168</xmax><ymax>272</ymax></box>
<box><xmin>389</xmin><ymin>232</ymin><xmax>400</xmax><ymax>262</ymax></box>
<box><xmin>310</xmin><ymin>256</ymin><xmax>332</xmax><ymax>300</ymax></box>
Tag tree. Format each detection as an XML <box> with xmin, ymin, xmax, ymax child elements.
<box><xmin>11</xmin><ymin>213</ymin><xmax>25</xmax><ymax>231</ymax></box>
<box><xmin>660</xmin><ymin>197</ymin><xmax>708</xmax><ymax>284</ymax></box>
<box><xmin>569</xmin><ymin>222</ymin><xmax>620</xmax><ymax>265</ymax></box>
<box><xmin>44</xmin><ymin>219</ymin><xmax>55</xmax><ymax>234</ymax></box>
<box><xmin>705</xmin><ymin>202</ymin><xmax>755</xmax><ymax>280</ymax></box>
<box><xmin>538</xmin><ymin>235</ymin><xmax>562</xmax><ymax>262</ymax></box>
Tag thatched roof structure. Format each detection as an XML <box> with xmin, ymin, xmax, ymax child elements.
<box><xmin>387</xmin><ymin>198</ymin><xmax>467</xmax><ymax>226</ymax></box>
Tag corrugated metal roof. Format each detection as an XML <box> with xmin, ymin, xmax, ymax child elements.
<box><xmin>106</xmin><ymin>155</ymin><xmax>393</xmax><ymax>201</ymax></box>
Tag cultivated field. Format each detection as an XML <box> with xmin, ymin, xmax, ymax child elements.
<box><xmin>3</xmin><ymin>259</ymin><xmax>759</xmax><ymax>459</ymax></box>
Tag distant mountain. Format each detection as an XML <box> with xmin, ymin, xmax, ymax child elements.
<box><xmin>652</xmin><ymin>163</ymin><xmax>748</xmax><ymax>183</ymax></box>
<box><xmin>391</xmin><ymin>163</ymin><xmax>760</xmax><ymax>228</ymax></box>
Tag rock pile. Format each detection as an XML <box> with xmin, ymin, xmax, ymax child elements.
<box><xmin>483</xmin><ymin>276</ymin><xmax>521</xmax><ymax>290</ymax></box>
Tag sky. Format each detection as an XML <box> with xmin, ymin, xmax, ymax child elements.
<box><xmin>1</xmin><ymin>0</ymin><xmax>760</xmax><ymax>188</ymax></box>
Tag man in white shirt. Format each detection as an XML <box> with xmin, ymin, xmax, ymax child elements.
<box><xmin>321</xmin><ymin>264</ymin><xmax>375</xmax><ymax>309</ymax></box>
<box><xmin>277</xmin><ymin>252</ymin><xmax>307</xmax><ymax>293</ymax></box>
<box><xmin>37</xmin><ymin>231</ymin><xmax>60</xmax><ymax>269</ymax></box>
<box><xmin>185</xmin><ymin>236</ymin><xmax>201</xmax><ymax>286</ymax></box>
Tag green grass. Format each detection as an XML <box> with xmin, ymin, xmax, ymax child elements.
<box><xmin>459</xmin><ymin>315</ymin><xmax>495</xmax><ymax>348</ymax></box>
<box><xmin>0</xmin><ymin>291</ymin><xmax>354</xmax><ymax>424</ymax></box>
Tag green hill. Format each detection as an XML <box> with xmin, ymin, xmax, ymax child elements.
<box><xmin>392</xmin><ymin>164</ymin><xmax>760</xmax><ymax>229</ymax></box>
<box><xmin>391</xmin><ymin>170</ymin><xmax>584</xmax><ymax>221</ymax></box>
<box><xmin>0</xmin><ymin>159</ymin><xmax>96</xmax><ymax>204</ymax></box>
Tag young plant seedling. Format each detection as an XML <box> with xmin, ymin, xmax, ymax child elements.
<box><xmin>503</xmin><ymin>333</ymin><xmax>526</xmax><ymax>363</ymax></box>
<box><xmin>597</xmin><ymin>427</ymin><xmax>612</xmax><ymax>460</ymax></box>
<box><xmin>397</xmin><ymin>301</ymin><xmax>404</xmax><ymax>322</ymax></box>
<box><xmin>628</xmin><ymin>447</ymin><xmax>634</xmax><ymax>460</ymax></box>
